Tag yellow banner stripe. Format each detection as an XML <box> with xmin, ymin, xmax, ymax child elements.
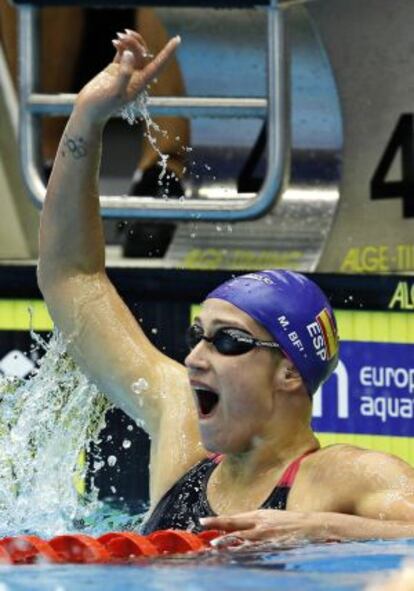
<box><xmin>335</xmin><ymin>310</ymin><xmax>414</xmax><ymax>344</ymax></box>
<box><xmin>317</xmin><ymin>433</ymin><xmax>414</xmax><ymax>467</ymax></box>
<box><xmin>0</xmin><ymin>300</ymin><xmax>53</xmax><ymax>331</ymax></box>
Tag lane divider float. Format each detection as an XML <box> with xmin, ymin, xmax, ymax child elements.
<box><xmin>0</xmin><ymin>530</ymin><xmax>222</xmax><ymax>565</ymax></box>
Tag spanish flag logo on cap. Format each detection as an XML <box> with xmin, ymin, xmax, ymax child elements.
<box><xmin>316</xmin><ymin>308</ymin><xmax>338</xmax><ymax>360</ymax></box>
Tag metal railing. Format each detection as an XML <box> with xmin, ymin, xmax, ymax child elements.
<box><xmin>17</xmin><ymin>0</ymin><xmax>288</xmax><ymax>221</ymax></box>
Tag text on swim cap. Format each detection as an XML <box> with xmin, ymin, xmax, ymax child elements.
<box><xmin>277</xmin><ymin>317</ymin><xmax>305</xmax><ymax>354</ymax></box>
<box><xmin>287</xmin><ymin>331</ymin><xmax>305</xmax><ymax>353</ymax></box>
<box><xmin>277</xmin><ymin>315</ymin><xmax>290</xmax><ymax>329</ymax></box>
<box><xmin>307</xmin><ymin>321</ymin><xmax>328</xmax><ymax>361</ymax></box>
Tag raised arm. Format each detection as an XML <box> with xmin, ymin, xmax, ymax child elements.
<box><xmin>39</xmin><ymin>31</ymin><xmax>180</xmax><ymax>284</ymax></box>
<box><xmin>37</xmin><ymin>32</ymin><xmax>195</xmax><ymax>443</ymax></box>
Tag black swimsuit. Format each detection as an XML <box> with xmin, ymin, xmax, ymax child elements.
<box><xmin>142</xmin><ymin>451</ymin><xmax>313</xmax><ymax>534</ymax></box>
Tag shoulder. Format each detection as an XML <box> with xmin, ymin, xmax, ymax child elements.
<box><xmin>304</xmin><ymin>444</ymin><xmax>414</xmax><ymax>486</ymax></box>
<box><xmin>299</xmin><ymin>444</ymin><xmax>364</xmax><ymax>473</ymax></box>
<box><xmin>305</xmin><ymin>443</ymin><xmax>412</xmax><ymax>471</ymax></box>
<box><xmin>290</xmin><ymin>444</ymin><xmax>414</xmax><ymax>514</ymax></box>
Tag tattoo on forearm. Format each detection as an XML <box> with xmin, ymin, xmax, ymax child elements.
<box><xmin>61</xmin><ymin>134</ymin><xmax>87</xmax><ymax>159</ymax></box>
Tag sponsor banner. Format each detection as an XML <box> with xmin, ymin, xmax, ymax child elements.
<box><xmin>312</xmin><ymin>341</ymin><xmax>414</xmax><ymax>436</ymax></box>
<box><xmin>0</xmin><ymin>300</ymin><xmax>53</xmax><ymax>331</ymax></box>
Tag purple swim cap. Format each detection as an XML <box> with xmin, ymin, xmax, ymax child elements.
<box><xmin>206</xmin><ymin>270</ymin><xmax>339</xmax><ymax>395</ymax></box>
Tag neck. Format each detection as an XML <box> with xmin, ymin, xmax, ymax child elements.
<box><xmin>220</xmin><ymin>423</ymin><xmax>319</xmax><ymax>484</ymax></box>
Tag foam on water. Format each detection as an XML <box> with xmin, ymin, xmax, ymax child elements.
<box><xmin>0</xmin><ymin>331</ymin><xmax>111</xmax><ymax>538</ymax></box>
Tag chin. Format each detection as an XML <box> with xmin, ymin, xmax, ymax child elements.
<box><xmin>200</xmin><ymin>426</ymin><xmax>250</xmax><ymax>455</ymax></box>
<box><xmin>199</xmin><ymin>428</ymin><xmax>223</xmax><ymax>454</ymax></box>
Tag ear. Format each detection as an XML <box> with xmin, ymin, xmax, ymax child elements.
<box><xmin>274</xmin><ymin>357</ymin><xmax>303</xmax><ymax>393</ymax></box>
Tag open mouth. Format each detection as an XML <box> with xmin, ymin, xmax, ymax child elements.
<box><xmin>194</xmin><ymin>388</ymin><xmax>220</xmax><ymax>418</ymax></box>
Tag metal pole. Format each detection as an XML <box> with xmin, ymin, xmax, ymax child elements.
<box><xmin>18</xmin><ymin>2</ymin><xmax>287</xmax><ymax>222</ymax></box>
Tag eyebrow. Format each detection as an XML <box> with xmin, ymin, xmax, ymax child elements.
<box><xmin>193</xmin><ymin>316</ymin><xmax>250</xmax><ymax>332</ymax></box>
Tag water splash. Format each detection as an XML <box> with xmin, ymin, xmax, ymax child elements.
<box><xmin>119</xmin><ymin>90</ymin><xmax>216</xmax><ymax>214</ymax></box>
<box><xmin>0</xmin><ymin>331</ymin><xmax>111</xmax><ymax>538</ymax></box>
<box><xmin>119</xmin><ymin>92</ymin><xmax>170</xmax><ymax>193</ymax></box>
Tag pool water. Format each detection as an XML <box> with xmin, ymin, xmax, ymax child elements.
<box><xmin>0</xmin><ymin>539</ymin><xmax>413</xmax><ymax>590</ymax></box>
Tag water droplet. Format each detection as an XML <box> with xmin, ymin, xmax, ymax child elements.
<box><xmin>107</xmin><ymin>455</ymin><xmax>117</xmax><ymax>467</ymax></box>
<box><xmin>151</xmin><ymin>328</ymin><xmax>158</xmax><ymax>335</ymax></box>
<box><xmin>122</xmin><ymin>439</ymin><xmax>131</xmax><ymax>449</ymax></box>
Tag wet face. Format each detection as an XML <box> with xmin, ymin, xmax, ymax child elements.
<box><xmin>184</xmin><ymin>299</ymin><xmax>282</xmax><ymax>454</ymax></box>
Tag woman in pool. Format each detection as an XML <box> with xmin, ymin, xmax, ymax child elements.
<box><xmin>38</xmin><ymin>30</ymin><xmax>414</xmax><ymax>543</ymax></box>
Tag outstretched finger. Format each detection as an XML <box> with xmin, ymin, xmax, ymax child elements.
<box><xmin>138</xmin><ymin>36</ymin><xmax>181</xmax><ymax>88</ymax></box>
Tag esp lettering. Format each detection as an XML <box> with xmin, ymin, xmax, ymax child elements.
<box><xmin>306</xmin><ymin>321</ymin><xmax>327</xmax><ymax>360</ymax></box>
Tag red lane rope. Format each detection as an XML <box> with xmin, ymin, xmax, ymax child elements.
<box><xmin>98</xmin><ymin>532</ymin><xmax>159</xmax><ymax>559</ymax></box>
<box><xmin>49</xmin><ymin>535</ymin><xmax>112</xmax><ymax>564</ymax></box>
<box><xmin>0</xmin><ymin>530</ymin><xmax>222</xmax><ymax>565</ymax></box>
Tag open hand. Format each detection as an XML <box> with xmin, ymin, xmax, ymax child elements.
<box><xmin>75</xmin><ymin>29</ymin><xmax>180</xmax><ymax>124</ymax></box>
<box><xmin>200</xmin><ymin>509</ymin><xmax>330</xmax><ymax>547</ymax></box>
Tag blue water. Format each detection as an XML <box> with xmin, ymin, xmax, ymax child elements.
<box><xmin>0</xmin><ymin>539</ymin><xmax>413</xmax><ymax>590</ymax></box>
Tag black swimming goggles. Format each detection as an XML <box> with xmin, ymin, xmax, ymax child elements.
<box><xmin>186</xmin><ymin>324</ymin><xmax>281</xmax><ymax>356</ymax></box>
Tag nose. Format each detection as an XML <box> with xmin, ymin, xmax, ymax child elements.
<box><xmin>184</xmin><ymin>339</ymin><xmax>211</xmax><ymax>370</ymax></box>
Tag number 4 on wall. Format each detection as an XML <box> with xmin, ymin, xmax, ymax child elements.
<box><xmin>371</xmin><ymin>114</ymin><xmax>414</xmax><ymax>218</ymax></box>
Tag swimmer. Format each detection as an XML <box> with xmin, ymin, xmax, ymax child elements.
<box><xmin>37</xmin><ymin>30</ymin><xmax>414</xmax><ymax>542</ymax></box>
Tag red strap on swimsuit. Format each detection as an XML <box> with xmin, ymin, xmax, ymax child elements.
<box><xmin>209</xmin><ymin>453</ymin><xmax>224</xmax><ymax>464</ymax></box>
<box><xmin>276</xmin><ymin>449</ymin><xmax>316</xmax><ymax>488</ymax></box>
<box><xmin>209</xmin><ymin>449</ymin><xmax>316</xmax><ymax>486</ymax></box>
